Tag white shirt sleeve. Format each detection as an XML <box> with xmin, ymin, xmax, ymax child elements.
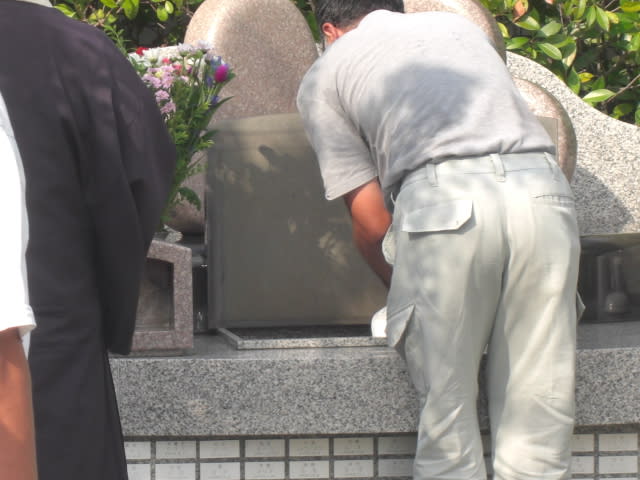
<box><xmin>0</xmin><ymin>93</ymin><xmax>35</xmax><ymax>338</ymax></box>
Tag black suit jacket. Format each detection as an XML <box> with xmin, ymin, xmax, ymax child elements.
<box><xmin>0</xmin><ymin>2</ymin><xmax>176</xmax><ymax>355</ymax></box>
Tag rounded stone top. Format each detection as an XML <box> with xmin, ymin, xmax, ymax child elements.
<box><xmin>404</xmin><ymin>0</ymin><xmax>506</xmax><ymax>61</ymax></box>
<box><xmin>513</xmin><ymin>77</ymin><xmax>578</xmax><ymax>181</ymax></box>
<box><xmin>185</xmin><ymin>0</ymin><xmax>318</xmax><ymax>121</ymax></box>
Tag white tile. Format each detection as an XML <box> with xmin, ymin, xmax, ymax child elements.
<box><xmin>571</xmin><ymin>434</ymin><xmax>595</xmax><ymax>452</ymax></box>
<box><xmin>599</xmin><ymin>455</ymin><xmax>638</xmax><ymax>474</ymax></box>
<box><xmin>289</xmin><ymin>460</ymin><xmax>330</xmax><ymax>479</ymax></box>
<box><xmin>290</xmin><ymin>438</ymin><xmax>329</xmax><ymax>457</ymax></box>
<box><xmin>156</xmin><ymin>441</ymin><xmax>197</xmax><ymax>459</ymax></box>
<box><xmin>244</xmin><ymin>461</ymin><xmax>285</xmax><ymax>479</ymax></box>
<box><xmin>125</xmin><ymin>441</ymin><xmax>151</xmax><ymax>460</ymax></box>
<box><xmin>245</xmin><ymin>439</ymin><xmax>285</xmax><ymax>458</ymax></box>
<box><xmin>127</xmin><ymin>464</ymin><xmax>151</xmax><ymax>480</ymax></box>
<box><xmin>378</xmin><ymin>458</ymin><xmax>413</xmax><ymax>477</ymax></box>
<box><xmin>599</xmin><ymin>433</ymin><xmax>638</xmax><ymax>452</ymax></box>
<box><xmin>200</xmin><ymin>462</ymin><xmax>241</xmax><ymax>480</ymax></box>
<box><xmin>571</xmin><ymin>455</ymin><xmax>594</xmax><ymax>474</ymax></box>
<box><xmin>200</xmin><ymin>440</ymin><xmax>240</xmax><ymax>459</ymax></box>
<box><xmin>333</xmin><ymin>459</ymin><xmax>374</xmax><ymax>478</ymax></box>
<box><xmin>378</xmin><ymin>436</ymin><xmax>417</xmax><ymax>455</ymax></box>
<box><xmin>155</xmin><ymin>463</ymin><xmax>196</xmax><ymax>480</ymax></box>
<box><xmin>333</xmin><ymin>437</ymin><xmax>373</xmax><ymax>456</ymax></box>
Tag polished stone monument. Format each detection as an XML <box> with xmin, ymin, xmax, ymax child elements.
<box><xmin>206</xmin><ymin>113</ymin><xmax>387</xmax><ymax>330</ymax></box>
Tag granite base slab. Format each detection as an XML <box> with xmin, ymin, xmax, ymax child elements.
<box><xmin>112</xmin><ymin>322</ymin><xmax>640</xmax><ymax>438</ymax></box>
<box><xmin>219</xmin><ymin>325</ymin><xmax>388</xmax><ymax>350</ymax></box>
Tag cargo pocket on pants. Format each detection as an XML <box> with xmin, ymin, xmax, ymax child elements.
<box><xmin>386</xmin><ymin>303</ymin><xmax>415</xmax><ymax>351</ymax></box>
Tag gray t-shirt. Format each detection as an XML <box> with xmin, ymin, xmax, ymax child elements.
<box><xmin>297</xmin><ymin>10</ymin><xmax>555</xmax><ymax>203</ymax></box>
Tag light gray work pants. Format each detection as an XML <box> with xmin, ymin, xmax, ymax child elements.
<box><xmin>384</xmin><ymin>152</ymin><xmax>580</xmax><ymax>480</ymax></box>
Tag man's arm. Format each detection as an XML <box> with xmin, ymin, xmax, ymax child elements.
<box><xmin>0</xmin><ymin>328</ymin><xmax>37</xmax><ymax>480</ymax></box>
<box><xmin>343</xmin><ymin>179</ymin><xmax>393</xmax><ymax>288</ymax></box>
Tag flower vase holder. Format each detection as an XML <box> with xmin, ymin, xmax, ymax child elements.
<box><xmin>131</xmin><ymin>238</ymin><xmax>194</xmax><ymax>355</ymax></box>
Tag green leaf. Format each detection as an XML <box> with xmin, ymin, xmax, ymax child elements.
<box><xmin>583</xmin><ymin>89</ymin><xmax>615</xmax><ymax>103</ymax></box>
<box><xmin>592</xmin><ymin>76</ymin><xmax>606</xmax><ymax>90</ymax></box>
<box><xmin>567</xmin><ymin>67</ymin><xmax>581</xmax><ymax>94</ymax></box>
<box><xmin>605</xmin><ymin>11</ymin><xmax>619</xmax><ymax>25</ymax></box>
<box><xmin>575</xmin><ymin>0</ymin><xmax>587</xmax><ymax>20</ymax></box>
<box><xmin>121</xmin><ymin>0</ymin><xmax>139</xmax><ymax>19</ymax></box>
<box><xmin>595</xmin><ymin>6</ymin><xmax>610</xmax><ymax>31</ymax></box>
<box><xmin>54</xmin><ymin>3</ymin><xmax>76</xmax><ymax>17</ymax></box>
<box><xmin>621</xmin><ymin>0</ymin><xmax>640</xmax><ymax>13</ymax></box>
<box><xmin>538</xmin><ymin>42</ymin><xmax>563</xmax><ymax>60</ymax></box>
<box><xmin>100</xmin><ymin>0</ymin><xmax>117</xmax><ymax>7</ymax></box>
<box><xmin>507</xmin><ymin>37</ymin><xmax>530</xmax><ymax>49</ymax></box>
<box><xmin>164</xmin><ymin>1</ymin><xmax>174</xmax><ymax>14</ymax></box>
<box><xmin>545</xmin><ymin>34</ymin><xmax>571</xmax><ymax>48</ymax></box>
<box><xmin>497</xmin><ymin>22</ymin><xmax>509</xmax><ymax>38</ymax></box>
<box><xmin>630</xmin><ymin>33</ymin><xmax>640</xmax><ymax>52</ymax></box>
<box><xmin>539</xmin><ymin>21</ymin><xmax>562</xmax><ymax>37</ymax></box>
<box><xmin>156</xmin><ymin>6</ymin><xmax>169</xmax><ymax>20</ymax></box>
<box><xmin>612</xmin><ymin>103</ymin><xmax>634</xmax><ymax>119</ymax></box>
<box><xmin>586</xmin><ymin>6</ymin><xmax>596</xmax><ymax>27</ymax></box>
<box><xmin>561</xmin><ymin>41</ymin><xmax>577</xmax><ymax>67</ymax></box>
<box><xmin>516</xmin><ymin>15</ymin><xmax>541</xmax><ymax>31</ymax></box>
<box><xmin>635</xmin><ymin>105</ymin><xmax>640</xmax><ymax>126</ymax></box>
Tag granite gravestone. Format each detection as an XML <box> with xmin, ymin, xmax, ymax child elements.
<box><xmin>167</xmin><ymin>0</ymin><xmax>319</xmax><ymax>234</ymax></box>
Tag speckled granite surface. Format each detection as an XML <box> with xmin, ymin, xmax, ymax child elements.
<box><xmin>112</xmin><ymin>321</ymin><xmax>640</xmax><ymax>438</ymax></box>
<box><xmin>508</xmin><ymin>53</ymin><xmax>640</xmax><ymax>236</ymax></box>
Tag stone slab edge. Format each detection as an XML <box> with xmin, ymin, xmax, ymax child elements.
<box><xmin>112</xmin><ymin>335</ymin><xmax>640</xmax><ymax>437</ymax></box>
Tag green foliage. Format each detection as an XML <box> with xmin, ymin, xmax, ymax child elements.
<box><xmin>291</xmin><ymin>0</ymin><xmax>320</xmax><ymax>42</ymax></box>
<box><xmin>53</xmin><ymin>0</ymin><xmax>319</xmax><ymax>49</ymax></box>
<box><xmin>52</xmin><ymin>0</ymin><xmax>203</xmax><ymax>47</ymax></box>
<box><xmin>478</xmin><ymin>0</ymin><xmax>640</xmax><ymax>126</ymax></box>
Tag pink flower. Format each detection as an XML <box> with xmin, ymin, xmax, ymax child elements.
<box><xmin>160</xmin><ymin>101</ymin><xmax>176</xmax><ymax>115</ymax></box>
<box><xmin>214</xmin><ymin>64</ymin><xmax>229</xmax><ymax>83</ymax></box>
<box><xmin>155</xmin><ymin>90</ymin><xmax>170</xmax><ymax>102</ymax></box>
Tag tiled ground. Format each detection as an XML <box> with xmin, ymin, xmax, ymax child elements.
<box><xmin>125</xmin><ymin>432</ymin><xmax>639</xmax><ymax>480</ymax></box>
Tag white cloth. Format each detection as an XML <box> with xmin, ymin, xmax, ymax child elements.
<box><xmin>370</xmin><ymin>306</ymin><xmax>387</xmax><ymax>337</ymax></box>
<box><xmin>0</xmin><ymin>91</ymin><xmax>35</xmax><ymax>347</ymax></box>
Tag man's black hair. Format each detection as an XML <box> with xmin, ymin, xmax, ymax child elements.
<box><xmin>314</xmin><ymin>0</ymin><xmax>404</xmax><ymax>29</ymax></box>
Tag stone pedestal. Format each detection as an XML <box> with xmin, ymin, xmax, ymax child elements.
<box><xmin>131</xmin><ymin>239</ymin><xmax>194</xmax><ymax>354</ymax></box>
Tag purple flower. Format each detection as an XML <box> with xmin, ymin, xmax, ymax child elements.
<box><xmin>155</xmin><ymin>90</ymin><xmax>170</xmax><ymax>102</ymax></box>
<box><xmin>160</xmin><ymin>101</ymin><xmax>176</xmax><ymax>115</ymax></box>
<box><xmin>214</xmin><ymin>64</ymin><xmax>229</xmax><ymax>83</ymax></box>
<box><xmin>142</xmin><ymin>73</ymin><xmax>162</xmax><ymax>89</ymax></box>
<box><xmin>209</xmin><ymin>95</ymin><xmax>220</xmax><ymax>107</ymax></box>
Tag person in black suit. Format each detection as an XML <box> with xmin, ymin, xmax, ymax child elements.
<box><xmin>0</xmin><ymin>1</ymin><xmax>176</xmax><ymax>478</ymax></box>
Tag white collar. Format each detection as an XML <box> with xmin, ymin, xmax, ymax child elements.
<box><xmin>15</xmin><ymin>0</ymin><xmax>53</xmax><ymax>7</ymax></box>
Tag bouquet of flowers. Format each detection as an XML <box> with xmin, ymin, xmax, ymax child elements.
<box><xmin>130</xmin><ymin>42</ymin><xmax>234</xmax><ymax>223</ymax></box>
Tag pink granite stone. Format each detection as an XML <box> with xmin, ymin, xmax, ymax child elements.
<box><xmin>132</xmin><ymin>239</ymin><xmax>193</xmax><ymax>354</ymax></box>
<box><xmin>514</xmin><ymin>77</ymin><xmax>578</xmax><ymax>181</ymax></box>
<box><xmin>166</xmin><ymin>0</ymin><xmax>319</xmax><ymax>234</ymax></box>
<box><xmin>404</xmin><ymin>0</ymin><xmax>506</xmax><ymax>61</ymax></box>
